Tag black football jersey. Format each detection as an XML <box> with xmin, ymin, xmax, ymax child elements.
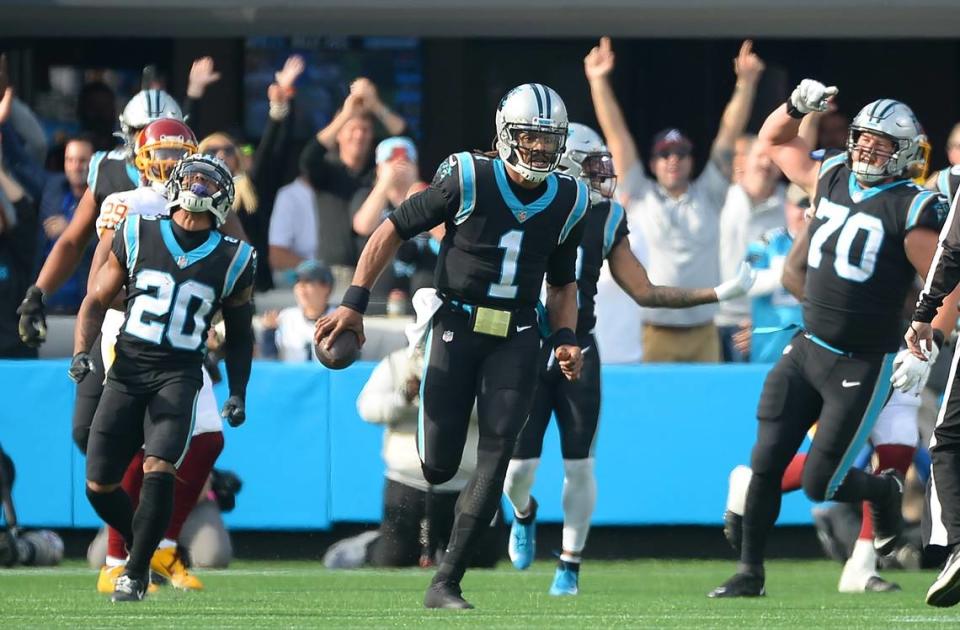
<box><xmin>574</xmin><ymin>199</ymin><xmax>629</xmax><ymax>336</ymax></box>
<box><xmin>88</xmin><ymin>149</ymin><xmax>139</xmax><ymax>209</ymax></box>
<box><xmin>108</xmin><ymin>214</ymin><xmax>256</xmax><ymax>391</ymax></box>
<box><xmin>933</xmin><ymin>165</ymin><xmax>960</xmax><ymax>204</ymax></box>
<box><xmin>805</xmin><ymin>150</ymin><xmax>949</xmax><ymax>353</ymax></box>
<box><xmin>390</xmin><ymin>152</ymin><xmax>589</xmax><ymax>310</ymax></box>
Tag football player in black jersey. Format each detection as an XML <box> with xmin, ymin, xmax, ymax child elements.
<box><xmin>316</xmin><ymin>83</ymin><xmax>587</xmax><ymax>609</ymax></box>
<box><xmin>70</xmin><ymin>155</ymin><xmax>256</xmax><ymax>602</ymax></box>
<box><xmin>503</xmin><ymin>123</ymin><xmax>754</xmax><ymax>596</ymax></box>
<box><xmin>17</xmin><ymin>89</ymin><xmax>192</xmax><ymax>454</ymax></box>
<box><xmin>711</xmin><ymin>80</ymin><xmax>954</xmax><ymax>598</ymax></box>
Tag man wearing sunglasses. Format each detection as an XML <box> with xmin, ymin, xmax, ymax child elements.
<box><xmin>585</xmin><ymin>37</ymin><xmax>765</xmax><ymax>362</ymax></box>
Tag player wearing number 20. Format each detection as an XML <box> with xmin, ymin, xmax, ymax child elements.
<box><xmin>71</xmin><ymin>154</ymin><xmax>256</xmax><ymax>602</ymax></box>
<box><xmin>711</xmin><ymin>81</ymin><xmax>951</xmax><ymax>598</ymax></box>
<box><xmin>315</xmin><ymin>83</ymin><xmax>587</xmax><ymax>610</ymax></box>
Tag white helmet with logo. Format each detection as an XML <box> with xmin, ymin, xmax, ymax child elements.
<box><xmin>118</xmin><ymin>89</ymin><xmax>184</xmax><ymax>148</ymax></box>
<box><xmin>166</xmin><ymin>153</ymin><xmax>235</xmax><ymax>226</ymax></box>
<box><xmin>847</xmin><ymin>99</ymin><xmax>927</xmax><ymax>183</ymax></box>
<box><xmin>495</xmin><ymin>83</ymin><xmax>568</xmax><ymax>183</ymax></box>
<box><xmin>559</xmin><ymin>122</ymin><xmax>617</xmax><ymax>203</ymax></box>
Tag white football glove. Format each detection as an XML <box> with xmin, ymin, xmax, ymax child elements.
<box><xmin>714</xmin><ymin>261</ymin><xmax>756</xmax><ymax>302</ymax></box>
<box><xmin>891</xmin><ymin>342</ymin><xmax>939</xmax><ymax>395</ymax></box>
<box><xmin>789</xmin><ymin>79</ymin><xmax>839</xmax><ymax>115</ymax></box>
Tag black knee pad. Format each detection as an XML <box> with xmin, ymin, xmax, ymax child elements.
<box><xmin>421</xmin><ymin>462</ymin><xmax>456</xmax><ymax>486</ymax></box>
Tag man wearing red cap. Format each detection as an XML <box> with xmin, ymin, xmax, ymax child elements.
<box><xmin>585</xmin><ymin>38</ymin><xmax>765</xmax><ymax>362</ymax></box>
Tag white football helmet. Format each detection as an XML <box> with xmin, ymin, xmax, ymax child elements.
<box><xmin>118</xmin><ymin>89</ymin><xmax>184</xmax><ymax>149</ymax></box>
<box><xmin>495</xmin><ymin>83</ymin><xmax>568</xmax><ymax>183</ymax></box>
<box><xmin>166</xmin><ymin>153</ymin><xmax>235</xmax><ymax>226</ymax></box>
<box><xmin>559</xmin><ymin>122</ymin><xmax>616</xmax><ymax>203</ymax></box>
<box><xmin>847</xmin><ymin>99</ymin><xmax>927</xmax><ymax>183</ymax></box>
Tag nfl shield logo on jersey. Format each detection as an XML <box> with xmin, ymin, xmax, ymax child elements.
<box><xmin>442</xmin><ymin>330</ymin><xmax>454</xmax><ymax>343</ymax></box>
<box><xmin>517</xmin><ymin>211</ymin><xmax>527</xmax><ymax>222</ymax></box>
<box><xmin>177</xmin><ymin>255</ymin><xmax>188</xmax><ymax>269</ymax></box>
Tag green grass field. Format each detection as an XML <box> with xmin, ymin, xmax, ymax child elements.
<box><xmin>2</xmin><ymin>559</ymin><xmax>960</xmax><ymax>628</ymax></box>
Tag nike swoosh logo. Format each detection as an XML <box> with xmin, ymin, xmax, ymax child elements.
<box><xmin>842</xmin><ymin>380</ymin><xmax>861</xmax><ymax>388</ymax></box>
<box><xmin>516</xmin><ymin>325</ymin><xmax>533</xmax><ymax>332</ymax></box>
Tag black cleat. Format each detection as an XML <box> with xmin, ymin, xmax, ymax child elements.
<box><xmin>424</xmin><ymin>581</ymin><xmax>474</xmax><ymax>609</ymax></box>
<box><xmin>864</xmin><ymin>576</ymin><xmax>901</xmax><ymax>592</ymax></box>
<box><xmin>722</xmin><ymin>510</ymin><xmax>743</xmax><ymax>555</ymax></box>
<box><xmin>708</xmin><ymin>573</ymin><xmax>765</xmax><ymax>598</ymax></box>
<box><xmin>111</xmin><ymin>573</ymin><xmax>147</xmax><ymax>602</ymax></box>
<box><xmin>870</xmin><ymin>469</ymin><xmax>904</xmax><ymax>556</ymax></box>
<box><xmin>927</xmin><ymin>546</ymin><xmax>960</xmax><ymax>607</ymax></box>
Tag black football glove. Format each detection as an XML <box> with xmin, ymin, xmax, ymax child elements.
<box><xmin>68</xmin><ymin>352</ymin><xmax>95</xmax><ymax>384</ymax></box>
<box><xmin>16</xmin><ymin>286</ymin><xmax>47</xmax><ymax>348</ymax></box>
<box><xmin>221</xmin><ymin>395</ymin><xmax>246</xmax><ymax>428</ymax></box>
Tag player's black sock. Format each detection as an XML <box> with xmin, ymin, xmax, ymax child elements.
<box><xmin>125</xmin><ymin>472</ymin><xmax>175</xmax><ymax>580</ymax></box>
<box><xmin>433</xmin><ymin>512</ymin><xmax>482</xmax><ymax>585</ymax></box>
<box><xmin>740</xmin><ymin>471</ymin><xmax>781</xmax><ymax>569</ymax></box>
<box><xmin>831</xmin><ymin>468</ymin><xmax>891</xmax><ymax>503</ymax></box>
<box><xmin>433</xmin><ymin>447</ymin><xmax>509</xmax><ymax>585</ymax></box>
<box><xmin>86</xmin><ymin>486</ymin><xmax>135</xmax><ymax>547</ymax></box>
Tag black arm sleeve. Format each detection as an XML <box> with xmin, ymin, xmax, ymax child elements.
<box><xmin>546</xmin><ymin>217</ymin><xmax>586</xmax><ymax>287</ymax></box>
<box><xmin>915</xmin><ymin>198</ymin><xmax>960</xmax><ymax>323</ymax></box>
<box><xmin>222</xmin><ymin>302</ymin><xmax>254</xmax><ymax>398</ymax></box>
<box><xmin>387</xmin><ymin>154</ymin><xmax>463</xmax><ymax>240</ymax></box>
<box><xmin>388</xmin><ymin>187</ymin><xmax>454</xmax><ymax>240</ymax></box>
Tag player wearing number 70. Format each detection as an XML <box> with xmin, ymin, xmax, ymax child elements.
<box><xmin>711</xmin><ymin>81</ymin><xmax>955</xmax><ymax>598</ymax></box>
<box><xmin>315</xmin><ymin>83</ymin><xmax>585</xmax><ymax>610</ymax></box>
<box><xmin>71</xmin><ymin>154</ymin><xmax>256</xmax><ymax>602</ymax></box>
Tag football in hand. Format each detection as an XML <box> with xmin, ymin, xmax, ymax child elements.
<box><xmin>314</xmin><ymin>330</ymin><xmax>361</xmax><ymax>370</ymax></box>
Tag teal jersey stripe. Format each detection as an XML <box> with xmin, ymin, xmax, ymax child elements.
<box><xmin>602</xmin><ymin>201</ymin><xmax>625</xmax><ymax>258</ymax></box>
<box><xmin>87</xmin><ymin>151</ymin><xmax>107</xmax><ymax>189</ymax></box>
<box><xmin>559</xmin><ymin>180</ymin><xmax>589</xmax><ymax>243</ymax></box>
<box><xmin>938</xmin><ymin>168</ymin><xmax>952</xmax><ymax>199</ymax></box>
<box><xmin>124</xmin><ymin>214</ymin><xmax>141</xmax><ymax>271</ymax></box>
<box><xmin>493</xmin><ymin>159</ymin><xmax>558</xmax><ymax>222</ymax></box>
<box><xmin>906</xmin><ymin>191</ymin><xmax>936</xmax><ymax>230</ymax></box>
<box><xmin>454</xmin><ymin>152</ymin><xmax>477</xmax><ymax>225</ymax></box>
<box><xmin>223</xmin><ymin>243</ymin><xmax>255</xmax><ymax>298</ymax></box>
<box><xmin>159</xmin><ymin>219</ymin><xmax>223</xmax><ymax>269</ymax></box>
<box><xmin>819</xmin><ymin>153</ymin><xmax>847</xmax><ymax>179</ymax></box>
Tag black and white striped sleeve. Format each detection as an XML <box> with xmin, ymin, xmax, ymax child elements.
<box><xmin>914</xmin><ymin>193</ymin><xmax>960</xmax><ymax>323</ymax></box>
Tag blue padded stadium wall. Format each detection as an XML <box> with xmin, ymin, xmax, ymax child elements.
<box><xmin>0</xmin><ymin>360</ymin><xmax>818</xmax><ymax>530</ymax></box>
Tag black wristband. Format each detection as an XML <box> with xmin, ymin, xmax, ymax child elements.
<box><xmin>785</xmin><ymin>101</ymin><xmax>806</xmax><ymax>120</ymax></box>
<box><xmin>913</xmin><ymin>300</ymin><xmax>939</xmax><ymax>325</ymax></box>
<box><xmin>549</xmin><ymin>327</ymin><xmax>577</xmax><ymax>348</ymax></box>
<box><xmin>934</xmin><ymin>329</ymin><xmax>946</xmax><ymax>350</ymax></box>
<box><xmin>341</xmin><ymin>285</ymin><xmax>370</xmax><ymax>314</ymax></box>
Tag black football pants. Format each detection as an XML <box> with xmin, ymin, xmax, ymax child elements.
<box><xmin>417</xmin><ymin>304</ymin><xmax>540</xmax><ymax>583</ymax></box>
<box><xmin>72</xmin><ymin>334</ymin><xmax>104</xmax><ymax>453</ymax></box>
<box><xmin>741</xmin><ymin>332</ymin><xmax>896</xmax><ymax>567</ymax></box>
<box><xmin>514</xmin><ymin>333</ymin><xmax>601</xmax><ymax>460</ymax></box>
